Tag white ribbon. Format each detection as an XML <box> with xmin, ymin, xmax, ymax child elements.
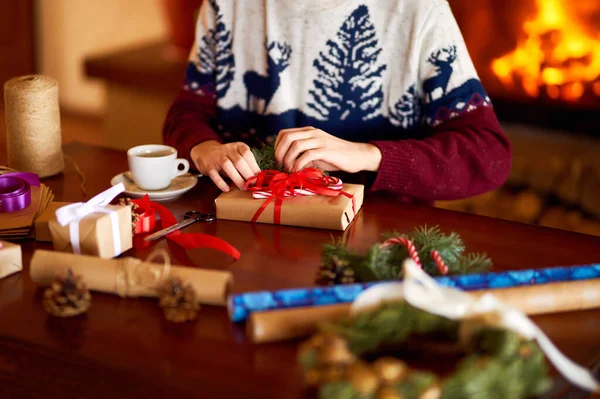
<box><xmin>352</xmin><ymin>259</ymin><xmax>600</xmax><ymax>393</ymax></box>
<box><xmin>55</xmin><ymin>183</ymin><xmax>126</xmax><ymax>257</ymax></box>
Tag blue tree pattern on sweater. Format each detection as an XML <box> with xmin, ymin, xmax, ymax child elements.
<box><xmin>389</xmin><ymin>85</ymin><xmax>423</xmax><ymax>129</ymax></box>
<box><xmin>308</xmin><ymin>5</ymin><xmax>386</xmax><ymax>122</ymax></box>
<box><xmin>243</xmin><ymin>41</ymin><xmax>292</xmax><ymax>114</ymax></box>
<box><xmin>190</xmin><ymin>0</ymin><xmax>235</xmax><ymax>98</ymax></box>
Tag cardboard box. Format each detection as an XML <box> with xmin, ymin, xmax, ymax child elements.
<box><xmin>215</xmin><ymin>184</ymin><xmax>364</xmax><ymax>231</ymax></box>
<box><xmin>48</xmin><ymin>205</ymin><xmax>133</xmax><ymax>259</ymax></box>
<box><xmin>0</xmin><ymin>240</ymin><xmax>22</xmax><ymax>280</ymax></box>
<box><xmin>35</xmin><ymin>201</ymin><xmax>71</xmax><ymax>242</ymax></box>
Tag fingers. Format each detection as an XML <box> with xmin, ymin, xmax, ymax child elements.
<box><xmin>282</xmin><ymin>138</ymin><xmax>323</xmax><ymax>172</ymax></box>
<box><xmin>208</xmin><ymin>169</ymin><xmax>230</xmax><ymax>192</ymax></box>
<box><xmin>221</xmin><ymin>159</ymin><xmax>247</xmax><ymax>191</ymax></box>
<box><xmin>292</xmin><ymin>149</ymin><xmax>327</xmax><ymax>172</ymax></box>
<box><xmin>230</xmin><ymin>152</ymin><xmax>255</xmax><ymax>181</ymax></box>
<box><xmin>237</xmin><ymin>143</ymin><xmax>261</xmax><ymax>174</ymax></box>
<box><xmin>274</xmin><ymin>126</ymin><xmax>314</xmax><ymax>149</ymax></box>
<box><xmin>275</xmin><ymin>128</ymin><xmax>320</xmax><ymax>166</ymax></box>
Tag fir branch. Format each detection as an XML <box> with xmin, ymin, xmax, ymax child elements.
<box><xmin>252</xmin><ymin>145</ymin><xmax>282</xmax><ymax>171</ymax></box>
<box><xmin>321</xmin><ymin>239</ymin><xmax>377</xmax><ymax>283</ymax></box>
<box><xmin>455</xmin><ymin>253</ymin><xmax>494</xmax><ymax>275</ymax></box>
<box><xmin>318</xmin><ymin>225</ymin><xmax>493</xmax><ymax>285</ymax></box>
<box><xmin>409</xmin><ymin>225</ymin><xmax>465</xmax><ymax>276</ymax></box>
<box><xmin>322</xmin><ymin>302</ymin><xmax>458</xmax><ymax>355</ymax></box>
<box><xmin>302</xmin><ymin>302</ymin><xmax>550</xmax><ymax>399</ymax></box>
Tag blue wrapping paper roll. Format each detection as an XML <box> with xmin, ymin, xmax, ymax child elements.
<box><xmin>228</xmin><ymin>264</ymin><xmax>600</xmax><ymax>322</ymax></box>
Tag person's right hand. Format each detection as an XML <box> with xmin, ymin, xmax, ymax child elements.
<box><xmin>190</xmin><ymin>140</ymin><xmax>261</xmax><ymax>192</ymax></box>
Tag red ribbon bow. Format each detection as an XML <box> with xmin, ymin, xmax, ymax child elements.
<box><xmin>131</xmin><ymin>195</ymin><xmax>240</xmax><ymax>260</ymax></box>
<box><xmin>245</xmin><ymin>168</ymin><xmax>355</xmax><ymax>225</ymax></box>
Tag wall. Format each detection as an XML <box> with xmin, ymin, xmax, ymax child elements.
<box><xmin>37</xmin><ymin>0</ymin><xmax>167</xmax><ymax>114</ymax></box>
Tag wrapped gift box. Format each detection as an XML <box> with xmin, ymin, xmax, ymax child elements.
<box><xmin>0</xmin><ymin>240</ymin><xmax>22</xmax><ymax>279</ymax></box>
<box><xmin>35</xmin><ymin>201</ymin><xmax>71</xmax><ymax>242</ymax></box>
<box><xmin>215</xmin><ymin>184</ymin><xmax>364</xmax><ymax>231</ymax></box>
<box><xmin>48</xmin><ymin>205</ymin><xmax>132</xmax><ymax>259</ymax></box>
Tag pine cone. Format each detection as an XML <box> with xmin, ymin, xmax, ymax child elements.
<box><xmin>42</xmin><ymin>269</ymin><xmax>91</xmax><ymax>317</ymax></box>
<box><xmin>159</xmin><ymin>278</ymin><xmax>200</xmax><ymax>323</ymax></box>
<box><xmin>118</xmin><ymin>197</ymin><xmax>141</xmax><ymax>234</ymax></box>
<box><xmin>315</xmin><ymin>256</ymin><xmax>355</xmax><ymax>286</ymax></box>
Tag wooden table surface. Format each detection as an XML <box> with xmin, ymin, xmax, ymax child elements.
<box><xmin>1</xmin><ymin>142</ymin><xmax>600</xmax><ymax>399</ymax></box>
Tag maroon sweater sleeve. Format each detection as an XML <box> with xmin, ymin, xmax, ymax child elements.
<box><xmin>162</xmin><ymin>89</ymin><xmax>222</xmax><ymax>167</ymax></box>
<box><xmin>369</xmin><ymin>106</ymin><xmax>511</xmax><ymax>202</ymax></box>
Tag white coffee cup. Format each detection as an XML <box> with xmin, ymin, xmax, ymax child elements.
<box><xmin>127</xmin><ymin>144</ymin><xmax>190</xmax><ymax>190</ymax></box>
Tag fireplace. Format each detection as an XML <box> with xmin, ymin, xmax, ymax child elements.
<box><xmin>436</xmin><ymin>0</ymin><xmax>600</xmax><ymax>236</ymax></box>
<box><xmin>449</xmin><ymin>0</ymin><xmax>600</xmax><ymax>134</ymax></box>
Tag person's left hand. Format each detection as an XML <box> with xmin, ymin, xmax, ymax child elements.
<box><xmin>274</xmin><ymin>126</ymin><xmax>382</xmax><ymax>173</ymax></box>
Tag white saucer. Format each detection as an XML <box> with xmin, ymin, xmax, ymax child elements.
<box><xmin>110</xmin><ymin>171</ymin><xmax>198</xmax><ymax>201</ymax></box>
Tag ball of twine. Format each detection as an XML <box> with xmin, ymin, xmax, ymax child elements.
<box><xmin>4</xmin><ymin>74</ymin><xmax>64</xmax><ymax>178</ymax></box>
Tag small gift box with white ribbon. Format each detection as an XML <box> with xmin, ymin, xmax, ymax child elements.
<box><xmin>215</xmin><ymin>168</ymin><xmax>364</xmax><ymax>231</ymax></box>
<box><xmin>48</xmin><ymin>184</ymin><xmax>132</xmax><ymax>259</ymax></box>
<box><xmin>0</xmin><ymin>240</ymin><xmax>22</xmax><ymax>280</ymax></box>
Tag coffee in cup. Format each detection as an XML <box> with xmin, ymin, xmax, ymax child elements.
<box><xmin>127</xmin><ymin>144</ymin><xmax>190</xmax><ymax>190</ymax></box>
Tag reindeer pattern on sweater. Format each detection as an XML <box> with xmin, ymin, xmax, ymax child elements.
<box><xmin>184</xmin><ymin>0</ymin><xmax>491</xmax><ymax>145</ymax></box>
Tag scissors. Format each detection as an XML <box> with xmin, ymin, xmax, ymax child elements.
<box><xmin>144</xmin><ymin>211</ymin><xmax>216</xmax><ymax>242</ymax></box>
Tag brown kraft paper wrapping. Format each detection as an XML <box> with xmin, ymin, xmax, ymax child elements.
<box><xmin>48</xmin><ymin>205</ymin><xmax>133</xmax><ymax>258</ymax></box>
<box><xmin>215</xmin><ymin>184</ymin><xmax>364</xmax><ymax>231</ymax></box>
<box><xmin>30</xmin><ymin>250</ymin><xmax>233</xmax><ymax>306</ymax></box>
<box><xmin>0</xmin><ymin>240</ymin><xmax>22</xmax><ymax>279</ymax></box>
<box><xmin>35</xmin><ymin>201</ymin><xmax>71</xmax><ymax>242</ymax></box>
<box><xmin>247</xmin><ymin>278</ymin><xmax>600</xmax><ymax>344</ymax></box>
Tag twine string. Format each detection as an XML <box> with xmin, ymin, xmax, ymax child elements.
<box><xmin>114</xmin><ymin>249</ymin><xmax>172</xmax><ymax>297</ymax></box>
<box><xmin>4</xmin><ymin>75</ymin><xmax>64</xmax><ymax>178</ymax></box>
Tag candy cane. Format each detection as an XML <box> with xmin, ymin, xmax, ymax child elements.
<box><xmin>431</xmin><ymin>249</ymin><xmax>449</xmax><ymax>275</ymax></box>
<box><xmin>381</xmin><ymin>237</ymin><xmax>421</xmax><ymax>267</ymax></box>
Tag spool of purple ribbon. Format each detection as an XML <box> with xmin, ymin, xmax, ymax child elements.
<box><xmin>0</xmin><ymin>172</ymin><xmax>40</xmax><ymax>212</ymax></box>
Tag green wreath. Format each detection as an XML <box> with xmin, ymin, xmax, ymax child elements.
<box><xmin>298</xmin><ymin>301</ymin><xmax>551</xmax><ymax>399</ymax></box>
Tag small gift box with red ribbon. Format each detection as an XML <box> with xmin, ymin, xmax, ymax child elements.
<box><xmin>215</xmin><ymin>168</ymin><xmax>364</xmax><ymax>231</ymax></box>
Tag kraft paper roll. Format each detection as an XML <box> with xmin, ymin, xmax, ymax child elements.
<box><xmin>30</xmin><ymin>249</ymin><xmax>232</xmax><ymax>306</ymax></box>
<box><xmin>229</xmin><ymin>263</ymin><xmax>600</xmax><ymax>322</ymax></box>
<box><xmin>248</xmin><ymin>278</ymin><xmax>600</xmax><ymax>343</ymax></box>
<box><xmin>4</xmin><ymin>75</ymin><xmax>64</xmax><ymax>177</ymax></box>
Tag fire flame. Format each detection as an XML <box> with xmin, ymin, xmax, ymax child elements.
<box><xmin>492</xmin><ymin>0</ymin><xmax>600</xmax><ymax>101</ymax></box>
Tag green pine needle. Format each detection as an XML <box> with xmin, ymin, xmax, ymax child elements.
<box><xmin>252</xmin><ymin>145</ymin><xmax>282</xmax><ymax>171</ymax></box>
<box><xmin>318</xmin><ymin>225</ymin><xmax>493</xmax><ymax>285</ymax></box>
<box><xmin>322</xmin><ymin>302</ymin><xmax>458</xmax><ymax>355</ymax></box>
<box><xmin>305</xmin><ymin>301</ymin><xmax>550</xmax><ymax>399</ymax></box>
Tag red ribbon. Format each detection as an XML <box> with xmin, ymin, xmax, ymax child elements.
<box><xmin>245</xmin><ymin>168</ymin><xmax>355</xmax><ymax>225</ymax></box>
<box><xmin>130</xmin><ymin>195</ymin><xmax>240</xmax><ymax>260</ymax></box>
<box><xmin>129</xmin><ymin>198</ymin><xmax>156</xmax><ymax>235</ymax></box>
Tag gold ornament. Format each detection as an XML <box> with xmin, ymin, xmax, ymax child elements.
<box><xmin>372</xmin><ymin>357</ymin><xmax>408</xmax><ymax>384</ymax></box>
<box><xmin>320</xmin><ymin>365</ymin><xmax>345</xmax><ymax>383</ymax></box>
<box><xmin>519</xmin><ymin>344</ymin><xmax>533</xmax><ymax>358</ymax></box>
<box><xmin>376</xmin><ymin>386</ymin><xmax>405</xmax><ymax>399</ymax></box>
<box><xmin>346</xmin><ymin>361</ymin><xmax>380</xmax><ymax>395</ymax></box>
<box><xmin>419</xmin><ymin>385</ymin><xmax>441</xmax><ymax>399</ymax></box>
<box><xmin>300</xmin><ymin>332</ymin><xmax>356</xmax><ymax>366</ymax></box>
<box><xmin>303</xmin><ymin>368</ymin><xmax>322</xmax><ymax>386</ymax></box>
